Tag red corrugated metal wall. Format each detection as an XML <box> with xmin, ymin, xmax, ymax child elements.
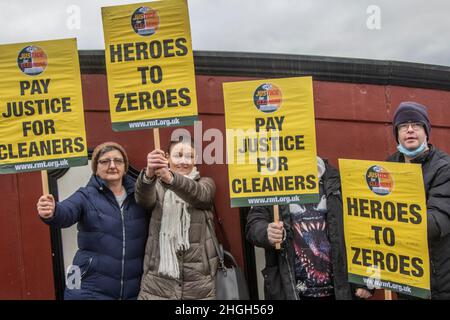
<box><xmin>1</xmin><ymin>73</ymin><xmax>449</xmax><ymax>299</ymax></box>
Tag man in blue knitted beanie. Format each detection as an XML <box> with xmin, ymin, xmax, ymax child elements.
<box><xmin>387</xmin><ymin>101</ymin><xmax>450</xmax><ymax>300</ymax></box>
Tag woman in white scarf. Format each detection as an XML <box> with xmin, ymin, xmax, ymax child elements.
<box><xmin>136</xmin><ymin>136</ymin><xmax>218</xmax><ymax>300</ymax></box>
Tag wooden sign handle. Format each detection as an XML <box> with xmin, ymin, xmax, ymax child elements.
<box><xmin>274</xmin><ymin>205</ymin><xmax>281</xmax><ymax>250</ymax></box>
<box><xmin>153</xmin><ymin>128</ymin><xmax>161</xmax><ymax>150</ymax></box>
<box><xmin>384</xmin><ymin>289</ymin><xmax>392</xmax><ymax>300</ymax></box>
<box><xmin>41</xmin><ymin>170</ymin><xmax>49</xmax><ymax>194</ymax></box>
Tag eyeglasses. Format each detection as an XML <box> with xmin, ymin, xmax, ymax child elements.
<box><xmin>398</xmin><ymin>122</ymin><xmax>424</xmax><ymax>132</ymax></box>
<box><xmin>98</xmin><ymin>158</ymin><xmax>125</xmax><ymax>166</ymax></box>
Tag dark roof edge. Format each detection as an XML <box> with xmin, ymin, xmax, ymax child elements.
<box><xmin>79</xmin><ymin>50</ymin><xmax>450</xmax><ymax>91</ymax></box>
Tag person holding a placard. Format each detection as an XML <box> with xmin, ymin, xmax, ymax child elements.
<box><xmin>37</xmin><ymin>142</ymin><xmax>149</xmax><ymax>300</ymax></box>
<box><xmin>135</xmin><ymin>136</ymin><xmax>218</xmax><ymax>300</ymax></box>
<box><xmin>246</xmin><ymin>157</ymin><xmax>373</xmax><ymax>300</ymax></box>
<box><xmin>388</xmin><ymin>101</ymin><xmax>450</xmax><ymax>299</ymax></box>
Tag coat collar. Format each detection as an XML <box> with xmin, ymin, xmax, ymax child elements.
<box><xmin>88</xmin><ymin>174</ymin><xmax>135</xmax><ymax>195</ymax></box>
<box><xmin>393</xmin><ymin>144</ymin><xmax>434</xmax><ymax>164</ymax></box>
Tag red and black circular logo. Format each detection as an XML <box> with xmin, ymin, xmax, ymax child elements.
<box><xmin>17</xmin><ymin>46</ymin><xmax>48</xmax><ymax>76</ymax></box>
<box><xmin>253</xmin><ymin>83</ymin><xmax>282</xmax><ymax>113</ymax></box>
<box><xmin>366</xmin><ymin>165</ymin><xmax>394</xmax><ymax>196</ymax></box>
<box><xmin>131</xmin><ymin>7</ymin><xmax>159</xmax><ymax>36</ymax></box>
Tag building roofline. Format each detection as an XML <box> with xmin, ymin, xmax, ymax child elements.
<box><xmin>79</xmin><ymin>50</ymin><xmax>450</xmax><ymax>91</ymax></box>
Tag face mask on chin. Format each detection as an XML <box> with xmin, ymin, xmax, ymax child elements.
<box><xmin>397</xmin><ymin>141</ymin><xmax>427</xmax><ymax>158</ymax></box>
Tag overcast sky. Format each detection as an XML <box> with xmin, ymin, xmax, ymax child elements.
<box><xmin>0</xmin><ymin>0</ymin><xmax>449</xmax><ymax>66</ymax></box>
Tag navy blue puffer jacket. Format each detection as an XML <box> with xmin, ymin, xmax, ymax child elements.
<box><xmin>43</xmin><ymin>174</ymin><xmax>149</xmax><ymax>300</ymax></box>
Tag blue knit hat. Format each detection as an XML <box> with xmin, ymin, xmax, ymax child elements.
<box><xmin>392</xmin><ymin>102</ymin><xmax>431</xmax><ymax>142</ymax></box>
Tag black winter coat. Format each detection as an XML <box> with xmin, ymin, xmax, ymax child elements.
<box><xmin>246</xmin><ymin>162</ymin><xmax>356</xmax><ymax>300</ymax></box>
<box><xmin>387</xmin><ymin>145</ymin><xmax>450</xmax><ymax>299</ymax></box>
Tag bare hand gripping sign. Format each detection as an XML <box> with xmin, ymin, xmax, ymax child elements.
<box><xmin>339</xmin><ymin>159</ymin><xmax>430</xmax><ymax>299</ymax></box>
<box><xmin>102</xmin><ymin>0</ymin><xmax>198</xmax><ymax>131</ymax></box>
<box><xmin>223</xmin><ymin>76</ymin><xmax>319</xmax><ymax>207</ymax></box>
<box><xmin>0</xmin><ymin>39</ymin><xmax>88</xmax><ymax>174</ymax></box>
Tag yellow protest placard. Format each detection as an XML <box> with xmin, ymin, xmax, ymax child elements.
<box><xmin>223</xmin><ymin>76</ymin><xmax>319</xmax><ymax>207</ymax></box>
<box><xmin>102</xmin><ymin>0</ymin><xmax>198</xmax><ymax>131</ymax></box>
<box><xmin>0</xmin><ymin>38</ymin><xmax>88</xmax><ymax>174</ymax></box>
<box><xmin>339</xmin><ymin>159</ymin><xmax>430</xmax><ymax>298</ymax></box>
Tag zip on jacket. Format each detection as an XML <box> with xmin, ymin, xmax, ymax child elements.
<box><xmin>101</xmin><ymin>185</ymin><xmax>128</xmax><ymax>300</ymax></box>
<box><xmin>281</xmin><ymin>247</ymin><xmax>299</xmax><ymax>300</ymax></box>
<box><xmin>119</xmin><ymin>203</ymin><xmax>126</xmax><ymax>300</ymax></box>
<box><xmin>282</xmin><ymin>208</ymin><xmax>299</xmax><ymax>300</ymax></box>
